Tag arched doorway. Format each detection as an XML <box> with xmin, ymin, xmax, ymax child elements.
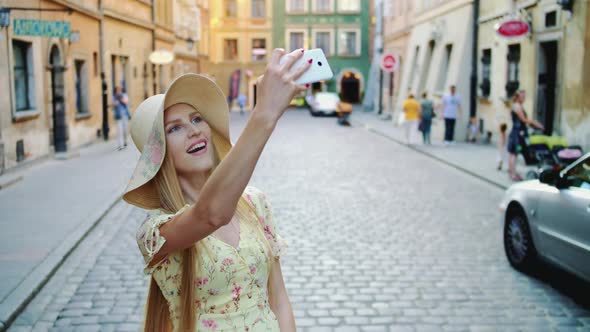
<box><xmin>49</xmin><ymin>45</ymin><xmax>67</xmax><ymax>152</ymax></box>
<box><xmin>340</xmin><ymin>71</ymin><xmax>361</xmax><ymax>103</ymax></box>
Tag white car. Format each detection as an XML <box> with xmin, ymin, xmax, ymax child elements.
<box><xmin>499</xmin><ymin>152</ymin><xmax>590</xmax><ymax>282</ymax></box>
<box><xmin>306</xmin><ymin>92</ymin><xmax>340</xmax><ymax>116</ymax></box>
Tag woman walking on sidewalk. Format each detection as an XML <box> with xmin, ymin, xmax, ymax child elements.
<box><xmin>419</xmin><ymin>92</ymin><xmax>435</xmax><ymax>145</ymax></box>
<box><xmin>507</xmin><ymin>90</ymin><xmax>544</xmax><ymax>181</ymax></box>
<box><xmin>123</xmin><ymin>48</ymin><xmax>311</xmax><ymax>332</ymax></box>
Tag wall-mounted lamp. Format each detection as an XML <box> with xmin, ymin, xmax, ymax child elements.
<box><xmin>187</xmin><ymin>37</ymin><xmax>194</xmax><ymax>51</ymax></box>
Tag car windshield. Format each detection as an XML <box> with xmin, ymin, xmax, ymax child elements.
<box><xmin>564</xmin><ymin>154</ymin><xmax>590</xmax><ymax>189</ymax></box>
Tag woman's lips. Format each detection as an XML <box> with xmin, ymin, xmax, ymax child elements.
<box><xmin>189</xmin><ymin>144</ymin><xmax>207</xmax><ymax>156</ymax></box>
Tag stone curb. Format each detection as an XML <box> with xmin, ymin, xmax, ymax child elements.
<box><xmin>0</xmin><ymin>191</ymin><xmax>122</xmax><ymax>331</ymax></box>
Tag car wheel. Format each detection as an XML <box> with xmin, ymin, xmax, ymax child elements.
<box><xmin>525</xmin><ymin>170</ymin><xmax>539</xmax><ymax>180</ymax></box>
<box><xmin>309</xmin><ymin>110</ymin><xmax>320</xmax><ymax>117</ymax></box>
<box><xmin>504</xmin><ymin>206</ymin><xmax>537</xmax><ymax>271</ymax></box>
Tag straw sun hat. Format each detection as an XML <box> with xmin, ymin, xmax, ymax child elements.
<box><xmin>123</xmin><ymin>74</ymin><xmax>231</xmax><ymax>210</ymax></box>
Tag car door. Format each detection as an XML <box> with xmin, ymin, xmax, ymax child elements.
<box><xmin>535</xmin><ymin>154</ymin><xmax>590</xmax><ymax>279</ymax></box>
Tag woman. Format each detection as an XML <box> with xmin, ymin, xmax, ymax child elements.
<box><xmin>507</xmin><ymin>90</ymin><xmax>544</xmax><ymax>181</ymax></box>
<box><xmin>123</xmin><ymin>48</ymin><xmax>311</xmax><ymax>331</ymax></box>
<box><xmin>419</xmin><ymin>92</ymin><xmax>434</xmax><ymax>145</ymax></box>
<box><xmin>402</xmin><ymin>93</ymin><xmax>421</xmax><ymax>144</ymax></box>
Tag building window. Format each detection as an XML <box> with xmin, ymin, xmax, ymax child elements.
<box><xmin>287</xmin><ymin>31</ymin><xmax>305</xmax><ymax>51</ymax></box>
<box><xmin>287</xmin><ymin>0</ymin><xmax>306</xmax><ymax>12</ymax></box>
<box><xmin>506</xmin><ymin>44</ymin><xmax>520</xmax><ymax>97</ymax></box>
<box><xmin>74</xmin><ymin>59</ymin><xmax>89</xmax><ymax>114</ymax></box>
<box><xmin>313</xmin><ymin>0</ymin><xmax>333</xmax><ymax>12</ymax></box>
<box><xmin>224</xmin><ymin>39</ymin><xmax>238</xmax><ymax>61</ymax></box>
<box><xmin>436</xmin><ymin>44</ymin><xmax>453</xmax><ymax>92</ymax></box>
<box><xmin>225</xmin><ymin>0</ymin><xmax>237</xmax><ymax>17</ymax></box>
<box><xmin>408</xmin><ymin>46</ymin><xmax>420</xmax><ymax>90</ymax></box>
<box><xmin>338</xmin><ymin>0</ymin><xmax>360</xmax><ymax>12</ymax></box>
<box><xmin>313</xmin><ymin>30</ymin><xmax>333</xmax><ymax>55</ymax></box>
<box><xmin>252</xmin><ymin>38</ymin><xmax>266</xmax><ymax>61</ymax></box>
<box><xmin>338</xmin><ymin>29</ymin><xmax>360</xmax><ymax>56</ymax></box>
<box><xmin>545</xmin><ymin>11</ymin><xmax>557</xmax><ymax>28</ymax></box>
<box><xmin>252</xmin><ymin>0</ymin><xmax>265</xmax><ymax>17</ymax></box>
<box><xmin>480</xmin><ymin>49</ymin><xmax>491</xmax><ymax>97</ymax></box>
<box><xmin>12</xmin><ymin>40</ymin><xmax>35</xmax><ymax>111</ymax></box>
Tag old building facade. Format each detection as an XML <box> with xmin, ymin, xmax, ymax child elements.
<box><xmin>0</xmin><ymin>0</ymin><xmax>208</xmax><ymax>173</ymax></box>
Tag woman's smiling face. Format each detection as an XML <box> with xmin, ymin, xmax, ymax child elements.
<box><xmin>164</xmin><ymin>103</ymin><xmax>215</xmax><ymax>176</ymax></box>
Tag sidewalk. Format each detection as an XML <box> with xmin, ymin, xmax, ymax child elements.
<box><xmin>0</xmin><ymin>140</ymin><xmax>137</xmax><ymax>330</ymax></box>
<box><xmin>352</xmin><ymin>110</ymin><xmax>531</xmax><ymax>190</ymax></box>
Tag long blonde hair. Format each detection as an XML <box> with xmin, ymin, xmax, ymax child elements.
<box><xmin>143</xmin><ymin>130</ymin><xmax>273</xmax><ymax>332</ymax></box>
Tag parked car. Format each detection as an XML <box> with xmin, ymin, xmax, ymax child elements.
<box><xmin>306</xmin><ymin>92</ymin><xmax>339</xmax><ymax>116</ymax></box>
<box><xmin>499</xmin><ymin>152</ymin><xmax>590</xmax><ymax>282</ymax></box>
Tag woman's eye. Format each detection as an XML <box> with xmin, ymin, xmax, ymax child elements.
<box><xmin>167</xmin><ymin>126</ymin><xmax>180</xmax><ymax>134</ymax></box>
<box><xmin>192</xmin><ymin>116</ymin><xmax>202</xmax><ymax>124</ymax></box>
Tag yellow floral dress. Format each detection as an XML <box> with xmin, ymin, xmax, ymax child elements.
<box><xmin>136</xmin><ymin>186</ymin><xmax>287</xmax><ymax>331</ymax></box>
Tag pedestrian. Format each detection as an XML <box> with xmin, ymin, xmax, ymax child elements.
<box><xmin>402</xmin><ymin>93</ymin><xmax>421</xmax><ymax>144</ymax></box>
<box><xmin>113</xmin><ymin>86</ymin><xmax>130</xmax><ymax>150</ymax></box>
<box><xmin>497</xmin><ymin>123</ymin><xmax>508</xmax><ymax>171</ymax></box>
<box><xmin>467</xmin><ymin>116</ymin><xmax>479</xmax><ymax>143</ymax></box>
<box><xmin>507</xmin><ymin>90</ymin><xmax>544</xmax><ymax>181</ymax></box>
<box><xmin>122</xmin><ymin>48</ymin><xmax>310</xmax><ymax>332</ymax></box>
<box><xmin>419</xmin><ymin>92</ymin><xmax>435</xmax><ymax>145</ymax></box>
<box><xmin>237</xmin><ymin>94</ymin><xmax>247</xmax><ymax>115</ymax></box>
<box><xmin>441</xmin><ymin>85</ymin><xmax>462</xmax><ymax>145</ymax></box>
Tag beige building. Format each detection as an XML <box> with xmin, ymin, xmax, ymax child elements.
<box><xmin>0</xmin><ymin>0</ymin><xmax>210</xmax><ymax>173</ymax></box>
<box><xmin>0</xmin><ymin>0</ymin><xmax>102</xmax><ymax>171</ymax></box>
<box><xmin>382</xmin><ymin>0</ymin><xmax>414</xmax><ymax>111</ymax></box>
<box><xmin>208</xmin><ymin>0</ymin><xmax>272</xmax><ymax>109</ymax></box>
<box><xmin>392</xmin><ymin>0</ymin><xmax>474</xmax><ymax>140</ymax></box>
<box><xmin>478</xmin><ymin>0</ymin><xmax>590</xmax><ymax>150</ymax></box>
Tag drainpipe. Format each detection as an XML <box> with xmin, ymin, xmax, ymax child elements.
<box><xmin>469</xmin><ymin>0</ymin><xmax>480</xmax><ymax>118</ymax></box>
<box><xmin>99</xmin><ymin>0</ymin><xmax>109</xmax><ymax>141</ymax></box>
<box><xmin>151</xmin><ymin>0</ymin><xmax>157</xmax><ymax>95</ymax></box>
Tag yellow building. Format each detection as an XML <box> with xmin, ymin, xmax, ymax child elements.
<box><xmin>0</xmin><ymin>0</ymin><xmax>210</xmax><ymax>173</ymax></box>
<box><xmin>208</xmin><ymin>0</ymin><xmax>272</xmax><ymax>109</ymax></box>
<box><xmin>0</xmin><ymin>0</ymin><xmax>102</xmax><ymax>170</ymax></box>
<box><xmin>478</xmin><ymin>0</ymin><xmax>590</xmax><ymax>150</ymax></box>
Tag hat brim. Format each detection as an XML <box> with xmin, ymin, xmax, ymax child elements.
<box><xmin>123</xmin><ymin>74</ymin><xmax>231</xmax><ymax>210</ymax></box>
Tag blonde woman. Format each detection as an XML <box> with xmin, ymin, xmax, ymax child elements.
<box><xmin>123</xmin><ymin>48</ymin><xmax>310</xmax><ymax>331</ymax></box>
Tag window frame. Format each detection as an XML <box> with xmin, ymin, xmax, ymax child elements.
<box><xmin>251</xmin><ymin>38</ymin><xmax>267</xmax><ymax>62</ymax></box>
<box><xmin>337</xmin><ymin>28</ymin><xmax>361</xmax><ymax>57</ymax></box>
<box><xmin>12</xmin><ymin>39</ymin><xmax>36</xmax><ymax>113</ymax></box>
<box><xmin>286</xmin><ymin>0</ymin><xmax>308</xmax><ymax>14</ymax></box>
<box><xmin>251</xmin><ymin>0</ymin><xmax>266</xmax><ymax>18</ymax></box>
<box><xmin>223</xmin><ymin>38</ymin><xmax>239</xmax><ymax>61</ymax></box>
<box><xmin>312</xmin><ymin>0</ymin><xmax>334</xmax><ymax>13</ymax></box>
<box><xmin>506</xmin><ymin>43</ymin><xmax>520</xmax><ymax>98</ymax></box>
<box><xmin>337</xmin><ymin>0</ymin><xmax>361</xmax><ymax>13</ymax></box>
<box><xmin>74</xmin><ymin>58</ymin><xmax>90</xmax><ymax>115</ymax></box>
<box><xmin>436</xmin><ymin>43</ymin><xmax>453</xmax><ymax>93</ymax></box>
<box><xmin>224</xmin><ymin>0</ymin><xmax>237</xmax><ymax>17</ymax></box>
<box><xmin>480</xmin><ymin>48</ymin><xmax>491</xmax><ymax>98</ymax></box>
<box><xmin>285</xmin><ymin>28</ymin><xmax>308</xmax><ymax>52</ymax></box>
<box><xmin>312</xmin><ymin>29</ymin><xmax>335</xmax><ymax>56</ymax></box>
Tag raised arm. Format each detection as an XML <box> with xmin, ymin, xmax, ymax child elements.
<box><xmin>151</xmin><ymin>49</ymin><xmax>310</xmax><ymax>263</ymax></box>
<box><xmin>514</xmin><ymin>103</ymin><xmax>544</xmax><ymax>130</ymax></box>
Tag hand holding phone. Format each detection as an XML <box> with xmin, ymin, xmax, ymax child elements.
<box><xmin>279</xmin><ymin>48</ymin><xmax>334</xmax><ymax>86</ymax></box>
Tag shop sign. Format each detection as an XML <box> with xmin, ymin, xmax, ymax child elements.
<box><xmin>495</xmin><ymin>19</ymin><xmax>530</xmax><ymax>38</ymax></box>
<box><xmin>13</xmin><ymin>19</ymin><xmax>71</xmax><ymax>38</ymax></box>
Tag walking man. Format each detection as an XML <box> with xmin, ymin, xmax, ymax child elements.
<box><xmin>441</xmin><ymin>85</ymin><xmax>462</xmax><ymax>145</ymax></box>
<box><xmin>113</xmin><ymin>86</ymin><xmax>130</xmax><ymax>150</ymax></box>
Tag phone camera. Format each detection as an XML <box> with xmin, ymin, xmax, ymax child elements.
<box><xmin>318</xmin><ymin>61</ymin><xmax>323</xmax><ymax>66</ymax></box>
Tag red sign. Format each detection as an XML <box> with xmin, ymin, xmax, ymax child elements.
<box><xmin>496</xmin><ymin>19</ymin><xmax>530</xmax><ymax>38</ymax></box>
<box><xmin>380</xmin><ymin>53</ymin><xmax>398</xmax><ymax>72</ymax></box>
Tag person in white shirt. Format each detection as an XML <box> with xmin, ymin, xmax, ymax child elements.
<box><xmin>441</xmin><ymin>85</ymin><xmax>462</xmax><ymax>145</ymax></box>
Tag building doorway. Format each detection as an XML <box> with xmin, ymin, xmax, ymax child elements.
<box><xmin>340</xmin><ymin>72</ymin><xmax>361</xmax><ymax>103</ymax></box>
<box><xmin>536</xmin><ymin>41</ymin><xmax>558</xmax><ymax>135</ymax></box>
<box><xmin>50</xmin><ymin>45</ymin><xmax>67</xmax><ymax>153</ymax></box>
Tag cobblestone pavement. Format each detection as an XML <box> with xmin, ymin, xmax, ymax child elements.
<box><xmin>8</xmin><ymin>110</ymin><xmax>590</xmax><ymax>332</ymax></box>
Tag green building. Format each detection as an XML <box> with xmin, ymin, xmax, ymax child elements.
<box><xmin>273</xmin><ymin>0</ymin><xmax>373</xmax><ymax>103</ymax></box>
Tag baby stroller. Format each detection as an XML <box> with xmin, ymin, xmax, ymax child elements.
<box><xmin>523</xmin><ymin>132</ymin><xmax>584</xmax><ymax>179</ymax></box>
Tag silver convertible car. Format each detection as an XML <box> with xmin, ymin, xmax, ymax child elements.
<box><xmin>499</xmin><ymin>152</ymin><xmax>590</xmax><ymax>282</ymax></box>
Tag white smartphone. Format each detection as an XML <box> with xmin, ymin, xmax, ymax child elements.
<box><xmin>279</xmin><ymin>48</ymin><xmax>334</xmax><ymax>85</ymax></box>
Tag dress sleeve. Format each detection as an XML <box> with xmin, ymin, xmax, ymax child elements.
<box><xmin>136</xmin><ymin>204</ymin><xmax>190</xmax><ymax>274</ymax></box>
<box><xmin>245</xmin><ymin>187</ymin><xmax>288</xmax><ymax>259</ymax></box>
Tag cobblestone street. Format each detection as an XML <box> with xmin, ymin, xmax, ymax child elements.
<box><xmin>8</xmin><ymin>110</ymin><xmax>590</xmax><ymax>332</ymax></box>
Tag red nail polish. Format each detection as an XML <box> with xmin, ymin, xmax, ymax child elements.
<box><xmin>301</xmin><ymin>49</ymin><xmax>304</xmax><ymax>53</ymax></box>
<box><xmin>307</xmin><ymin>59</ymin><xmax>312</xmax><ymax>64</ymax></box>
<box><xmin>305</xmin><ymin>83</ymin><xmax>310</xmax><ymax>88</ymax></box>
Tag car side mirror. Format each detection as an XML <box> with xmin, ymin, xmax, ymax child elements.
<box><xmin>539</xmin><ymin>169</ymin><xmax>557</xmax><ymax>185</ymax></box>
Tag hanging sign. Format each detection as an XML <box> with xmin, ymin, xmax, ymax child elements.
<box><xmin>13</xmin><ymin>19</ymin><xmax>71</xmax><ymax>38</ymax></box>
<box><xmin>380</xmin><ymin>53</ymin><xmax>398</xmax><ymax>72</ymax></box>
<box><xmin>495</xmin><ymin>19</ymin><xmax>530</xmax><ymax>38</ymax></box>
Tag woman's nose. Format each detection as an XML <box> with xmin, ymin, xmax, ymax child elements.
<box><xmin>187</xmin><ymin>125</ymin><xmax>201</xmax><ymax>137</ymax></box>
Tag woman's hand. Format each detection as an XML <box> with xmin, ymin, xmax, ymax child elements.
<box><xmin>254</xmin><ymin>48</ymin><xmax>311</xmax><ymax>124</ymax></box>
